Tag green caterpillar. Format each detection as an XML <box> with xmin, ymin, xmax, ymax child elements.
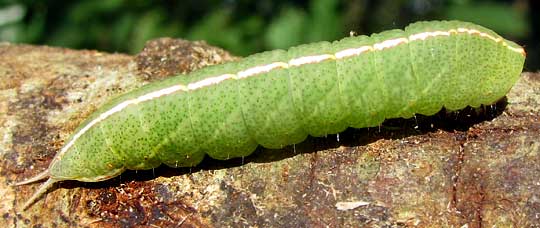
<box><xmin>14</xmin><ymin>20</ymin><xmax>525</xmax><ymax>209</ymax></box>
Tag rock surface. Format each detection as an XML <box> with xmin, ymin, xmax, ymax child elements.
<box><xmin>0</xmin><ymin>40</ymin><xmax>539</xmax><ymax>227</ymax></box>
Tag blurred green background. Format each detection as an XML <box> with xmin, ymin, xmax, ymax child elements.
<box><xmin>0</xmin><ymin>0</ymin><xmax>538</xmax><ymax>70</ymax></box>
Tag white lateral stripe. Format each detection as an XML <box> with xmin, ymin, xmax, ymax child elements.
<box><xmin>237</xmin><ymin>62</ymin><xmax>288</xmax><ymax>79</ymax></box>
<box><xmin>137</xmin><ymin>85</ymin><xmax>187</xmax><ymax>103</ymax></box>
<box><xmin>457</xmin><ymin>28</ymin><xmax>502</xmax><ymax>43</ymax></box>
<box><xmin>373</xmin><ymin>38</ymin><xmax>408</xmax><ymax>50</ymax></box>
<box><xmin>409</xmin><ymin>31</ymin><xmax>451</xmax><ymax>41</ymax></box>
<box><xmin>289</xmin><ymin>54</ymin><xmax>335</xmax><ymax>66</ymax></box>
<box><xmin>187</xmin><ymin>74</ymin><xmax>234</xmax><ymax>90</ymax></box>
<box><xmin>505</xmin><ymin>44</ymin><xmax>526</xmax><ymax>55</ymax></box>
<box><xmin>53</xmin><ymin>26</ymin><xmax>526</xmax><ymax>160</ymax></box>
<box><xmin>335</xmin><ymin>46</ymin><xmax>372</xmax><ymax>59</ymax></box>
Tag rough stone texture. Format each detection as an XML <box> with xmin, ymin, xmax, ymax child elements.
<box><xmin>0</xmin><ymin>40</ymin><xmax>539</xmax><ymax>228</ymax></box>
<box><xmin>135</xmin><ymin>38</ymin><xmax>239</xmax><ymax>81</ymax></box>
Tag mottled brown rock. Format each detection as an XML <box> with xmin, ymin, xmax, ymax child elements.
<box><xmin>135</xmin><ymin>38</ymin><xmax>238</xmax><ymax>81</ymax></box>
<box><xmin>0</xmin><ymin>41</ymin><xmax>538</xmax><ymax>228</ymax></box>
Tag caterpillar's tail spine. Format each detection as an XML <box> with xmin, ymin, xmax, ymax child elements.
<box><xmin>13</xmin><ymin>170</ymin><xmax>59</xmax><ymax>210</ymax></box>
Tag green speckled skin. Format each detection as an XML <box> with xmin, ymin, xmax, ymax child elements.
<box><xmin>48</xmin><ymin>21</ymin><xmax>525</xmax><ymax>182</ymax></box>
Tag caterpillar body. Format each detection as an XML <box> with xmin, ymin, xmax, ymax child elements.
<box><xmin>15</xmin><ymin>20</ymin><xmax>525</xmax><ymax>209</ymax></box>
